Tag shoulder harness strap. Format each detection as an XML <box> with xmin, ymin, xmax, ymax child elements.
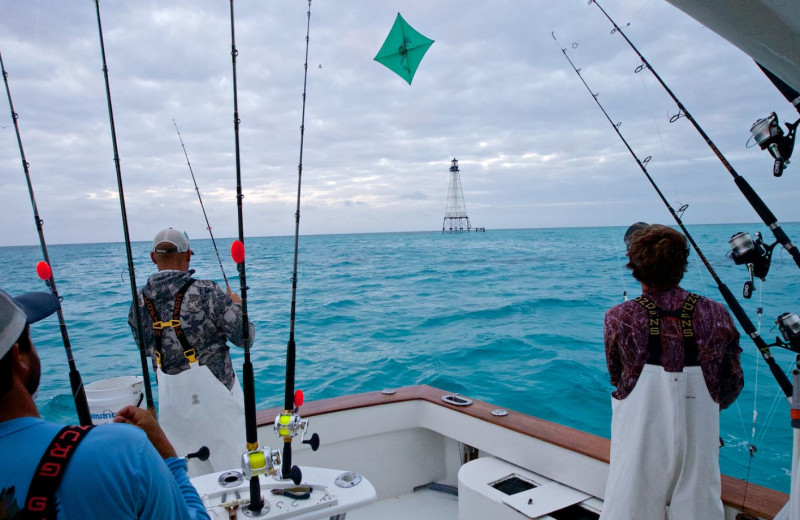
<box><xmin>633</xmin><ymin>293</ymin><xmax>700</xmax><ymax>366</ymax></box>
<box><xmin>141</xmin><ymin>279</ymin><xmax>197</xmax><ymax>365</ymax></box>
<box><xmin>22</xmin><ymin>425</ymin><xmax>94</xmax><ymax>520</ymax></box>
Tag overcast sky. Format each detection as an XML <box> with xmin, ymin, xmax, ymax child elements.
<box><xmin>0</xmin><ymin>0</ymin><xmax>797</xmax><ymax>247</ymax></box>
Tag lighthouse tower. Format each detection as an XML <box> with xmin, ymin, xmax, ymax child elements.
<box><xmin>442</xmin><ymin>158</ymin><xmax>473</xmax><ymax>233</ymax></box>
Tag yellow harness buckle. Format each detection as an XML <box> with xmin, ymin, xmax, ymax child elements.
<box><xmin>183</xmin><ymin>349</ymin><xmax>198</xmax><ymax>364</ymax></box>
<box><xmin>152</xmin><ymin>319</ymin><xmax>181</xmax><ymax>330</ymax></box>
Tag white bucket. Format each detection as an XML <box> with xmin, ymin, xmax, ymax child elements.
<box><xmin>85</xmin><ymin>375</ymin><xmax>145</xmax><ymax>425</ymax></box>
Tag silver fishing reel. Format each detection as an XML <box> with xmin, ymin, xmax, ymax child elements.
<box><xmin>271</xmin><ymin>390</ymin><xmax>321</xmax><ymax>485</ymax></box>
<box><xmin>749</xmin><ymin>112</ymin><xmax>799</xmax><ymax>176</ymax></box>
<box><xmin>274</xmin><ymin>389</ymin><xmax>321</xmax><ymax>451</ymax></box>
<box><xmin>777</xmin><ymin>312</ymin><xmax>800</xmax><ymax>353</ymax></box>
<box><xmin>728</xmin><ymin>232</ymin><xmax>774</xmax><ymax>299</ymax></box>
<box><xmin>275</xmin><ymin>411</ymin><xmax>320</xmax><ymax>450</ymax></box>
<box><xmin>241</xmin><ymin>446</ymin><xmax>281</xmax><ymax>480</ymax></box>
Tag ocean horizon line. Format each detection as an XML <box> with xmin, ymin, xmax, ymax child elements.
<box><xmin>0</xmin><ymin>221</ymin><xmax>787</xmax><ymax>249</ymax></box>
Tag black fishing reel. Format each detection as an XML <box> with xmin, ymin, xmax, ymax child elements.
<box><xmin>749</xmin><ymin>112</ymin><xmax>800</xmax><ymax>177</ymax></box>
<box><xmin>774</xmin><ymin>312</ymin><xmax>800</xmax><ymax>353</ymax></box>
<box><xmin>728</xmin><ymin>232</ymin><xmax>775</xmax><ymax>298</ymax></box>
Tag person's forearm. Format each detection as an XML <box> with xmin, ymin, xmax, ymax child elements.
<box><xmin>165</xmin><ymin>458</ymin><xmax>210</xmax><ymax>520</ymax></box>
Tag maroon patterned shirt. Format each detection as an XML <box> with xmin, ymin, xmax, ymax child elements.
<box><xmin>604</xmin><ymin>286</ymin><xmax>743</xmax><ymax>409</ymax></box>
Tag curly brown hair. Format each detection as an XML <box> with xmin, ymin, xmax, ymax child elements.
<box><xmin>626</xmin><ymin>224</ymin><xmax>689</xmax><ymax>290</ymax></box>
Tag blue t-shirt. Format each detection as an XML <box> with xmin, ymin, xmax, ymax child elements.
<box><xmin>0</xmin><ymin>417</ymin><xmax>209</xmax><ymax>520</ymax></box>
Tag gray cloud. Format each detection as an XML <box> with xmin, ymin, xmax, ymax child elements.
<box><xmin>1</xmin><ymin>0</ymin><xmax>796</xmax><ymax>247</ymax></box>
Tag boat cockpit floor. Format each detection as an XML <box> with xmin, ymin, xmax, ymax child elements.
<box><xmin>347</xmin><ymin>487</ymin><xmax>458</xmax><ymax>520</ymax></box>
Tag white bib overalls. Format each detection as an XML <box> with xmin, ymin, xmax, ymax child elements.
<box><xmin>157</xmin><ymin>362</ymin><xmax>247</xmax><ymax>477</ymax></box>
<box><xmin>600</xmin><ymin>364</ymin><xmax>723</xmax><ymax>520</ymax></box>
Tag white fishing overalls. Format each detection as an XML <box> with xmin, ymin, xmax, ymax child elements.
<box><xmin>600</xmin><ymin>294</ymin><xmax>724</xmax><ymax>520</ymax></box>
<box><xmin>144</xmin><ymin>280</ymin><xmax>247</xmax><ymax>477</ymax></box>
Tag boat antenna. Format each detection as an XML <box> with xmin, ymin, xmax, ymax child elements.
<box><xmin>587</xmin><ymin>0</ymin><xmax>800</xmax><ymax>272</ymax></box>
<box><xmin>172</xmin><ymin>118</ymin><xmax>231</xmax><ymax>291</ymax></box>
<box><xmin>553</xmin><ymin>32</ymin><xmax>794</xmax><ymax>398</ymax></box>
<box><xmin>279</xmin><ymin>0</ymin><xmax>321</xmax><ymax>482</ymax></box>
<box><xmin>92</xmin><ymin>0</ymin><xmax>156</xmax><ymax>415</ymax></box>
<box><xmin>0</xmin><ymin>49</ymin><xmax>92</xmax><ymax>426</ymax></box>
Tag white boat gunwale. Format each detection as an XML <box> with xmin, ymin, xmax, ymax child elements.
<box><xmin>254</xmin><ymin>384</ymin><xmax>789</xmax><ymax>519</ymax></box>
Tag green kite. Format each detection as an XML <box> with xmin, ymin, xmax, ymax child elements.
<box><xmin>374</xmin><ymin>13</ymin><xmax>434</xmax><ymax>85</ymax></box>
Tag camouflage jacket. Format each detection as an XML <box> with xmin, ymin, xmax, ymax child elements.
<box><xmin>128</xmin><ymin>269</ymin><xmax>253</xmax><ymax>390</ymax></box>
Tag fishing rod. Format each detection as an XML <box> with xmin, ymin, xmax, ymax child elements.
<box><xmin>0</xmin><ymin>49</ymin><xmax>92</xmax><ymax>427</ymax></box>
<box><xmin>757</xmin><ymin>63</ymin><xmax>800</xmax><ymax>117</ymax></box>
<box><xmin>93</xmin><ymin>0</ymin><xmax>155</xmax><ymax>415</ymax></box>
<box><xmin>553</xmin><ymin>32</ymin><xmax>794</xmax><ymax>399</ymax></box>
<box><xmin>229</xmin><ymin>6</ymin><xmax>320</xmax><ymax>507</ymax></box>
<box><xmin>172</xmin><ymin>118</ymin><xmax>230</xmax><ymax>291</ymax></box>
<box><xmin>225</xmin><ymin>1</ymin><xmax>267</xmax><ymax>513</ymax></box>
<box><xmin>587</xmin><ymin>0</ymin><xmax>800</xmax><ymax>276</ymax></box>
<box><xmin>279</xmin><ymin>0</ymin><xmax>321</xmax><ymax>483</ymax></box>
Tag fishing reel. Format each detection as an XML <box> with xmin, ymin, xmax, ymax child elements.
<box><xmin>728</xmin><ymin>232</ymin><xmax>776</xmax><ymax>298</ymax></box>
<box><xmin>749</xmin><ymin>112</ymin><xmax>800</xmax><ymax>176</ymax></box>
<box><xmin>271</xmin><ymin>389</ymin><xmax>320</xmax><ymax>483</ymax></box>
<box><xmin>241</xmin><ymin>445</ymin><xmax>281</xmax><ymax>480</ymax></box>
<box><xmin>772</xmin><ymin>312</ymin><xmax>800</xmax><ymax>353</ymax></box>
<box><xmin>274</xmin><ymin>411</ymin><xmax>320</xmax><ymax>451</ymax></box>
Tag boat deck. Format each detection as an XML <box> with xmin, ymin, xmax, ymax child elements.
<box><xmin>347</xmin><ymin>488</ymin><xmax>458</xmax><ymax>520</ymax></box>
<box><xmin>256</xmin><ymin>385</ymin><xmax>789</xmax><ymax>520</ymax></box>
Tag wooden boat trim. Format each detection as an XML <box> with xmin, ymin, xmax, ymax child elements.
<box><xmin>256</xmin><ymin>384</ymin><xmax>788</xmax><ymax>519</ymax></box>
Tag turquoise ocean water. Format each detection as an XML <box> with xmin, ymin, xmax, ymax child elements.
<box><xmin>3</xmin><ymin>224</ymin><xmax>799</xmax><ymax>493</ymax></box>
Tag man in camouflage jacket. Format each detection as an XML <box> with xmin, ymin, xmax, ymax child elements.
<box><xmin>128</xmin><ymin>228</ymin><xmax>253</xmax><ymax>475</ymax></box>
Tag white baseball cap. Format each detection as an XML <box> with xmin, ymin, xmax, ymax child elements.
<box><xmin>152</xmin><ymin>228</ymin><xmax>191</xmax><ymax>254</ymax></box>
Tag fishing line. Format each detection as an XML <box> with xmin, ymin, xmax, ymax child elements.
<box><xmin>747</xmin><ymin>384</ymin><xmax>791</xmax><ymax>506</ymax></box>
<box><xmin>734</xmin><ymin>302</ymin><xmax>764</xmax><ymax>506</ymax></box>
<box><xmin>608</xmin><ymin>225</ymin><xmax>630</xmax><ymax>301</ymax></box>
<box><xmin>588</xmin><ymin>0</ymin><xmax>800</xmax><ymax>273</ymax></box>
<box><xmin>92</xmin><ymin>0</ymin><xmax>156</xmax><ymax>415</ymax></box>
<box><xmin>0</xmin><ymin>48</ymin><xmax>92</xmax><ymax>426</ymax></box>
<box><xmin>552</xmin><ymin>32</ymin><xmax>794</xmax><ymax>400</ymax></box>
<box><xmin>635</xmin><ymin>61</ymin><xmax>715</xmax><ymax>300</ymax></box>
<box><xmin>172</xmin><ymin>118</ymin><xmax>230</xmax><ymax>291</ymax></box>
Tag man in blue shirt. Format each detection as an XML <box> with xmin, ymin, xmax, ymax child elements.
<box><xmin>0</xmin><ymin>288</ymin><xmax>209</xmax><ymax>519</ymax></box>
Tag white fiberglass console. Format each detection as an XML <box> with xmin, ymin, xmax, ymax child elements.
<box><xmin>191</xmin><ymin>466</ymin><xmax>376</xmax><ymax>519</ymax></box>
